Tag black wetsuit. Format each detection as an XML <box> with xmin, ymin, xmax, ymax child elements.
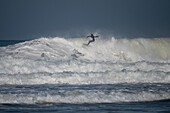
<box><xmin>87</xmin><ymin>34</ymin><xmax>98</xmax><ymax>45</ymax></box>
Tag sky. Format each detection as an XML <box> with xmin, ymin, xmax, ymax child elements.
<box><xmin>0</xmin><ymin>0</ymin><xmax>170</xmax><ymax>40</ymax></box>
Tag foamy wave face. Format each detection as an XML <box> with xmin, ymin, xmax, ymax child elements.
<box><xmin>0</xmin><ymin>37</ymin><xmax>170</xmax><ymax>85</ymax></box>
<box><xmin>0</xmin><ymin>60</ymin><xmax>169</xmax><ymax>85</ymax></box>
<box><xmin>1</xmin><ymin>37</ymin><xmax>170</xmax><ymax>61</ymax></box>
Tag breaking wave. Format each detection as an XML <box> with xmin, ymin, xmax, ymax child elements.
<box><xmin>0</xmin><ymin>37</ymin><xmax>170</xmax><ymax>85</ymax></box>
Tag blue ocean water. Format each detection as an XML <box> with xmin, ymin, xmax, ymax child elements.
<box><xmin>0</xmin><ymin>40</ymin><xmax>26</xmax><ymax>47</ymax></box>
<box><xmin>0</xmin><ymin>37</ymin><xmax>170</xmax><ymax>113</ymax></box>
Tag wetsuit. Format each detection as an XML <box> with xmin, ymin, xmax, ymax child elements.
<box><xmin>87</xmin><ymin>34</ymin><xmax>98</xmax><ymax>45</ymax></box>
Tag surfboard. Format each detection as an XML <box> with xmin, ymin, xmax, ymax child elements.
<box><xmin>83</xmin><ymin>43</ymin><xmax>88</xmax><ymax>46</ymax></box>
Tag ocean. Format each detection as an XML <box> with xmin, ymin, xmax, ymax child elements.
<box><xmin>0</xmin><ymin>37</ymin><xmax>170</xmax><ymax>113</ymax></box>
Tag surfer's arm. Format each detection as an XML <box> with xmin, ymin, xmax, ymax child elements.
<box><xmin>86</xmin><ymin>36</ymin><xmax>90</xmax><ymax>38</ymax></box>
<box><xmin>94</xmin><ymin>36</ymin><xmax>99</xmax><ymax>38</ymax></box>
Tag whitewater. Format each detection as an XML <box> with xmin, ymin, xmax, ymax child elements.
<box><xmin>0</xmin><ymin>37</ymin><xmax>170</xmax><ymax>105</ymax></box>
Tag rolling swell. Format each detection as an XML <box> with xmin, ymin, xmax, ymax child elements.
<box><xmin>0</xmin><ymin>83</ymin><xmax>169</xmax><ymax>104</ymax></box>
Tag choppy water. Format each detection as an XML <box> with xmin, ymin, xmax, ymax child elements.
<box><xmin>0</xmin><ymin>37</ymin><xmax>170</xmax><ymax>112</ymax></box>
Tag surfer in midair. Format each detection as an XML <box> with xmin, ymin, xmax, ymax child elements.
<box><xmin>86</xmin><ymin>34</ymin><xmax>99</xmax><ymax>45</ymax></box>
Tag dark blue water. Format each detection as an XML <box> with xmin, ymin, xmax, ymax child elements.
<box><xmin>0</xmin><ymin>40</ymin><xmax>26</xmax><ymax>47</ymax></box>
<box><xmin>0</xmin><ymin>101</ymin><xmax>170</xmax><ymax>113</ymax></box>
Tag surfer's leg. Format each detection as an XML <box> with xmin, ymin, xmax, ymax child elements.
<box><xmin>87</xmin><ymin>40</ymin><xmax>95</xmax><ymax>45</ymax></box>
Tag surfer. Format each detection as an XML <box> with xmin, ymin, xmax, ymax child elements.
<box><xmin>86</xmin><ymin>34</ymin><xmax>99</xmax><ymax>45</ymax></box>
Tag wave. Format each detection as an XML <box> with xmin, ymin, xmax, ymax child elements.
<box><xmin>0</xmin><ymin>37</ymin><xmax>170</xmax><ymax>85</ymax></box>
<box><xmin>0</xmin><ymin>37</ymin><xmax>170</xmax><ymax>61</ymax></box>
<box><xmin>0</xmin><ymin>84</ymin><xmax>169</xmax><ymax>104</ymax></box>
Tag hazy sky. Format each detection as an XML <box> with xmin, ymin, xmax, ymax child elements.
<box><xmin>0</xmin><ymin>0</ymin><xmax>170</xmax><ymax>40</ymax></box>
